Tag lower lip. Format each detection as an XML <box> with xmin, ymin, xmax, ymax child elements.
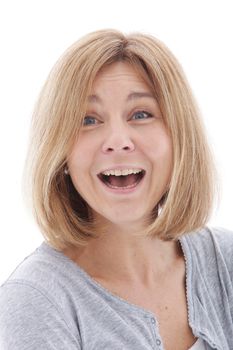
<box><xmin>98</xmin><ymin>174</ymin><xmax>146</xmax><ymax>194</ymax></box>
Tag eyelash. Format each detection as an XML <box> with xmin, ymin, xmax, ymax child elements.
<box><xmin>83</xmin><ymin>110</ymin><xmax>154</xmax><ymax>126</ymax></box>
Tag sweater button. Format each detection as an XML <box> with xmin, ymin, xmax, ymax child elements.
<box><xmin>156</xmin><ymin>339</ymin><xmax>161</xmax><ymax>346</ymax></box>
<box><xmin>151</xmin><ymin>317</ymin><xmax>156</xmax><ymax>324</ymax></box>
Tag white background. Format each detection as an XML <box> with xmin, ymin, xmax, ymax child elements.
<box><xmin>0</xmin><ymin>0</ymin><xmax>232</xmax><ymax>284</ymax></box>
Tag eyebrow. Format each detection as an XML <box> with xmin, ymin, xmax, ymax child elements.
<box><xmin>87</xmin><ymin>91</ymin><xmax>156</xmax><ymax>104</ymax></box>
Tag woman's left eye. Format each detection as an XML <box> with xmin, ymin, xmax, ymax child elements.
<box><xmin>131</xmin><ymin>110</ymin><xmax>153</xmax><ymax>120</ymax></box>
<box><xmin>83</xmin><ymin>116</ymin><xmax>98</xmax><ymax>126</ymax></box>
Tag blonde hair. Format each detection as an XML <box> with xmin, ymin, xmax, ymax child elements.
<box><xmin>23</xmin><ymin>29</ymin><xmax>217</xmax><ymax>250</ymax></box>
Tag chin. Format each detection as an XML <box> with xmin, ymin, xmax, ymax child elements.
<box><xmin>98</xmin><ymin>210</ymin><xmax>150</xmax><ymax>228</ymax></box>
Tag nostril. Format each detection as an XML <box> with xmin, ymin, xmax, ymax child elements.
<box><xmin>104</xmin><ymin>145</ymin><xmax>132</xmax><ymax>153</ymax></box>
<box><xmin>102</xmin><ymin>136</ymin><xmax>135</xmax><ymax>153</ymax></box>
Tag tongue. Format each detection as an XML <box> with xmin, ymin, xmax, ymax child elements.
<box><xmin>108</xmin><ymin>174</ymin><xmax>139</xmax><ymax>187</ymax></box>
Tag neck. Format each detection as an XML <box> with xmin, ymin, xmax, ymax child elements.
<box><xmin>63</xmin><ymin>224</ymin><xmax>183</xmax><ymax>287</ymax></box>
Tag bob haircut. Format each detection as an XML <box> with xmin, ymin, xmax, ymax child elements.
<box><xmin>23</xmin><ymin>29</ymin><xmax>217</xmax><ymax>250</ymax></box>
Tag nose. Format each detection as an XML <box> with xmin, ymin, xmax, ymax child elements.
<box><xmin>101</xmin><ymin>124</ymin><xmax>135</xmax><ymax>154</ymax></box>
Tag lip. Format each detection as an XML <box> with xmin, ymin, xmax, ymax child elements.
<box><xmin>97</xmin><ymin>169</ymin><xmax>146</xmax><ymax>194</ymax></box>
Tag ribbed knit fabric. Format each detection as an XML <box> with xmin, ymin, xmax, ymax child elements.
<box><xmin>0</xmin><ymin>227</ymin><xmax>232</xmax><ymax>349</ymax></box>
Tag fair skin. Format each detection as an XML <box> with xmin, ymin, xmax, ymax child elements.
<box><xmin>65</xmin><ymin>61</ymin><xmax>196</xmax><ymax>349</ymax></box>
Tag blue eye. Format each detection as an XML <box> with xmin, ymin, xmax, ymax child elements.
<box><xmin>132</xmin><ymin>110</ymin><xmax>153</xmax><ymax>120</ymax></box>
<box><xmin>83</xmin><ymin>116</ymin><xmax>98</xmax><ymax>126</ymax></box>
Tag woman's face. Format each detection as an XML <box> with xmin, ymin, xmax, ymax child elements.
<box><xmin>67</xmin><ymin>61</ymin><xmax>173</xmax><ymax>229</ymax></box>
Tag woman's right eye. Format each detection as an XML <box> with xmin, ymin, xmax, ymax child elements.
<box><xmin>83</xmin><ymin>116</ymin><xmax>98</xmax><ymax>126</ymax></box>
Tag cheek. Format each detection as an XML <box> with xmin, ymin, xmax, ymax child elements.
<box><xmin>143</xmin><ymin>127</ymin><xmax>173</xmax><ymax>166</ymax></box>
<box><xmin>68</xmin><ymin>144</ymin><xmax>91</xmax><ymax>190</ymax></box>
<box><xmin>67</xmin><ymin>135</ymin><xmax>103</xmax><ymax>200</ymax></box>
<box><xmin>69</xmin><ymin>137</ymin><xmax>95</xmax><ymax>171</ymax></box>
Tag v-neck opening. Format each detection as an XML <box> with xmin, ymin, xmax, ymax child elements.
<box><xmin>40</xmin><ymin>236</ymin><xmax>193</xmax><ymax>323</ymax></box>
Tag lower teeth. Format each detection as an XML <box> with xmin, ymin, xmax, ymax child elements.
<box><xmin>105</xmin><ymin>180</ymin><xmax>140</xmax><ymax>189</ymax></box>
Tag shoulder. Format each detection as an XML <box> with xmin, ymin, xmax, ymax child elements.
<box><xmin>181</xmin><ymin>226</ymin><xmax>233</xmax><ymax>281</ymax></box>
<box><xmin>182</xmin><ymin>225</ymin><xmax>233</xmax><ymax>251</ymax></box>
<box><xmin>1</xmin><ymin>242</ymin><xmax>83</xmax><ymax>293</ymax></box>
<box><xmin>0</xmin><ymin>242</ymin><xmax>83</xmax><ymax>310</ymax></box>
<box><xmin>208</xmin><ymin>226</ymin><xmax>233</xmax><ymax>251</ymax></box>
<box><xmin>185</xmin><ymin>225</ymin><xmax>233</xmax><ymax>256</ymax></box>
<box><xmin>0</xmin><ymin>243</ymin><xmax>81</xmax><ymax>349</ymax></box>
<box><xmin>0</xmin><ymin>281</ymin><xmax>81</xmax><ymax>349</ymax></box>
<box><xmin>207</xmin><ymin>226</ymin><xmax>233</xmax><ymax>277</ymax></box>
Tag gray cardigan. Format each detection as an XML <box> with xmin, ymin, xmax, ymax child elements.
<box><xmin>0</xmin><ymin>227</ymin><xmax>232</xmax><ymax>349</ymax></box>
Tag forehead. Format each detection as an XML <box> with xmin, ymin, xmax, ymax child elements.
<box><xmin>93</xmin><ymin>61</ymin><xmax>149</xmax><ymax>86</ymax></box>
<box><xmin>88</xmin><ymin>62</ymin><xmax>156</xmax><ymax>105</ymax></box>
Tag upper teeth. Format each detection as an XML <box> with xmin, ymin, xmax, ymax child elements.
<box><xmin>101</xmin><ymin>169</ymin><xmax>143</xmax><ymax>176</ymax></box>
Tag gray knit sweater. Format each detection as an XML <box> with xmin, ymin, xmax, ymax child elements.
<box><xmin>0</xmin><ymin>227</ymin><xmax>232</xmax><ymax>349</ymax></box>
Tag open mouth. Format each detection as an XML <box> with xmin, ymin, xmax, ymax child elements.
<box><xmin>97</xmin><ymin>169</ymin><xmax>146</xmax><ymax>189</ymax></box>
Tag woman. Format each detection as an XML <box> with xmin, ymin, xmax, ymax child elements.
<box><xmin>0</xmin><ymin>29</ymin><xmax>232</xmax><ymax>350</ymax></box>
